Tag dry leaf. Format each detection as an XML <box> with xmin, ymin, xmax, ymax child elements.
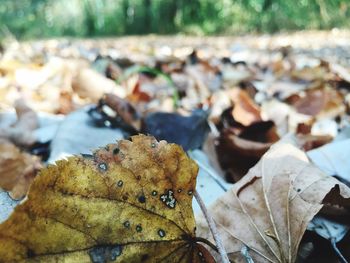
<box><xmin>231</xmin><ymin>90</ymin><xmax>262</xmax><ymax>127</ymax></box>
<box><xmin>287</xmin><ymin>86</ymin><xmax>345</xmax><ymax>119</ymax></box>
<box><xmin>0</xmin><ymin>139</ymin><xmax>41</xmax><ymax>200</ymax></box>
<box><xmin>57</xmin><ymin>90</ymin><xmax>76</xmax><ymax>115</ymax></box>
<box><xmin>296</xmin><ymin>134</ymin><xmax>333</xmax><ymax>151</ymax></box>
<box><xmin>197</xmin><ymin>141</ymin><xmax>350</xmax><ymax>263</ymax></box>
<box><xmin>209</xmin><ymin>90</ymin><xmax>233</xmax><ymax>124</ymax></box>
<box><xmin>291</xmin><ymin>65</ymin><xmax>329</xmax><ymax>82</ymax></box>
<box><xmin>124</xmin><ymin>74</ymin><xmax>170</xmax><ymax>105</ymax></box>
<box><xmin>216</xmin><ymin>122</ymin><xmax>279</xmax><ymax>182</ymax></box>
<box><xmin>0</xmin><ymin>135</ymin><xmax>215</xmax><ymax>262</ymax></box>
<box><xmin>209</xmin><ymin>89</ymin><xmax>261</xmax><ymax>127</ymax></box>
<box><xmin>186</xmin><ymin>65</ymin><xmax>219</xmax><ymax>100</ymax></box>
<box><xmin>72</xmin><ymin>68</ymin><xmax>126</xmax><ymax>102</ymax></box>
<box><xmin>103</xmin><ymin>93</ymin><xmax>141</xmax><ymax>131</ymax></box>
<box><xmin>295</xmin><ymin>122</ymin><xmax>334</xmax><ymax>150</ymax></box>
<box><xmin>216</xmin><ymin>131</ymin><xmax>273</xmax><ymax>183</ymax></box>
<box><xmin>0</xmin><ymin>99</ymin><xmax>39</xmax><ymax>146</ymax></box>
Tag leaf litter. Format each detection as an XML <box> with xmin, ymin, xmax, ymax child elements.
<box><xmin>1</xmin><ymin>33</ymin><xmax>350</xmax><ymax>262</ymax></box>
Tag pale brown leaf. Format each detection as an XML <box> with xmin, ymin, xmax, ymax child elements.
<box><xmin>0</xmin><ymin>99</ymin><xmax>39</xmax><ymax>146</ymax></box>
<box><xmin>231</xmin><ymin>90</ymin><xmax>262</xmax><ymax>127</ymax></box>
<box><xmin>197</xmin><ymin>141</ymin><xmax>350</xmax><ymax>263</ymax></box>
<box><xmin>72</xmin><ymin>68</ymin><xmax>125</xmax><ymax>102</ymax></box>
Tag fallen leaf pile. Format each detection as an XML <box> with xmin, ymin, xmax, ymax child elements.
<box><xmin>0</xmin><ymin>135</ymin><xmax>215</xmax><ymax>262</ymax></box>
<box><xmin>0</xmin><ymin>33</ymin><xmax>350</xmax><ymax>262</ymax></box>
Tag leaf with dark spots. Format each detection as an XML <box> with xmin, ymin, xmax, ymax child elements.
<box><xmin>0</xmin><ymin>135</ymin><xmax>216</xmax><ymax>262</ymax></box>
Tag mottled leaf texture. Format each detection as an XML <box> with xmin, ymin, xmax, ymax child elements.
<box><xmin>0</xmin><ymin>135</ymin><xmax>215</xmax><ymax>263</ymax></box>
<box><xmin>197</xmin><ymin>141</ymin><xmax>350</xmax><ymax>263</ymax></box>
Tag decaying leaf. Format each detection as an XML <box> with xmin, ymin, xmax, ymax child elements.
<box><xmin>0</xmin><ymin>139</ymin><xmax>41</xmax><ymax>200</ymax></box>
<box><xmin>0</xmin><ymin>135</ymin><xmax>215</xmax><ymax>262</ymax></box>
<box><xmin>197</xmin><ymin>141</ymin><xmax>350</xmax><ymax>263</ymax></box>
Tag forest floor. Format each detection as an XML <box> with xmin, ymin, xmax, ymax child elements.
<box><xmin>0</xmin><ymin>30</ymin><xmax>350</xmax><ymax>262</ymax></box>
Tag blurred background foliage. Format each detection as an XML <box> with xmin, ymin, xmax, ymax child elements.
<box><xmin>0</xmin><ymin>0</ymin><xmax>349</xmax><ymax>39</ymax></box>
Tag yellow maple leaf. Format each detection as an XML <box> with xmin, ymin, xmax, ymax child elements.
<box><xmin>0</xmin><ymin>135</ymin><xmax>215</xmax><ymax>262</ymax></box>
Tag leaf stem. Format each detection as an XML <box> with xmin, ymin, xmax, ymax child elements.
<box><xmin>194</xmin><ymin>190</ymin><xmax>230</xmax><ymax>263</ymax></box>
<box><xmin>195</xmin><ymin>237</ymin><xmax>219</xmax><ymax>253</ymax></box>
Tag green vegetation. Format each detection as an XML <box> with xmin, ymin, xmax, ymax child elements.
<box><xmin>1</xmin><ymin>0</ymin><xmax>350</xmax><ymax>39</ymax></box>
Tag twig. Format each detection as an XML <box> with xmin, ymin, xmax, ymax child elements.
<box><xmin>187</xmin><ymin>151</ymin><xmax>228</xmax><ymax>192</ymax></box>
<box><xmin>331</xmin><ymin>238</ymin><xmax>348</xmax><ymax>263</ymax></box>
<box><xmin>241</xmin><ymin>245</ymin><xmax>255</xmax><ymax>263</ymax></box>
<box><xmin>194</xmin><ymin>190</ymin><xmax>230</xmax><ymax>263</ymax></box>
